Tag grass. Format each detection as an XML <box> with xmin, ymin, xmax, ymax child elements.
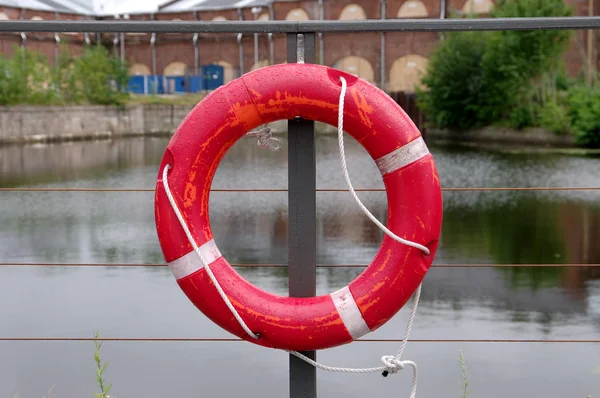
<box><xmin>0</xmin><ymin>93</ymin><xmax>207</xmax><ymax>107</ymax></box>
<box><xmin>89</xmin><ymin>337</ymin><xmax>477</xmax><ymax>397</ymax></box>
<box><xmin>125</xmin><ymin>93</ymin><xmax>207</xmax><ymax>106</ymax></box>
<box><xmin>44</xmin><ymin>385</ymin><xmax>56</xmax><ymax>398</ymax></box>
<box><xmin>459</xmin><ymin>350</ymin><xmax>471</xmax><ymax>398</ymax></box>
<box><xmin>15</xmin><ymin>337</ymin><xmax>596</xmax><ymax>397</ymax></box>
<box><xmin>94</xmin><ymin>332</ymin><xmax>112</xmax><ymax>398</ymax></box>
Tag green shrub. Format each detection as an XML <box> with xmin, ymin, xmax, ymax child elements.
<box><xmin>0</xmin><ymin>55</ymin><xmax>20</xmax><ymax>105</ymax></box>
<box><xmin>75</xmin><ymin>45</ymin><xmax>129</xmax><ymax>105</ymax></box>
<box><xmin>0</xmin><ymin>44</ymin><xmax>128</xmax><ymax>106</ymax></box>
<box><xmin>416</xmin><ymin>31</ymin><xmax>489</xmax><ymax>130</ymax></box>
<box><xmin>417</xmin><ymin>0</ymin><xmax>573</xmax><ymax>131</ymax></box>
<box><xmin>537</xmin><ymin>99</ymin><xmax>570</xmax><ymax>135</ymax></box>
<box><xmin>567</xmin><ymin>85</ymin><xmax>600</xmax><ymax>148</ymax></box>
<box><xmin>0</xmin><ymin>50</ymin><xmax>55</xmax><ymax>105</ymax></box>
<box><xmin>508</xmin><ymin>104</ymin><xmax>535</xmax><ymax>130</ymax></box>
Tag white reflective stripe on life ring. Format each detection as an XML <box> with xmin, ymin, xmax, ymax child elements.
<box><xmin>167</xmin><ymin>238</ymin><xmax>222</xmax><ymax>280</ymax></box>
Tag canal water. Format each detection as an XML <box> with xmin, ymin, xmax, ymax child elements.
<box><xmin>0</xmin><ymin>133</ymin><xmax>599</xmax><ymax>398</ymax></box>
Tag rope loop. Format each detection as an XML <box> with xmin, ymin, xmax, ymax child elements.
<box><xmin>247</xmin><ymin>126</ymin><xmax>282</xmax><ymax>151</ymax></box>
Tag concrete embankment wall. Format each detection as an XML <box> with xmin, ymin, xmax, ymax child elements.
<box><xmin>0</xmin><ymin>104</ymin><xmax>575</xmax><ymax>147</ymax></box>
<box><xmin>0</xmin><ymin>105</ymin><xmax>338</xmax><ymax>145</ymax></box>
<box><xmin>0</xmin><ymin>105</ymin><xmax>195</xmax><ymax>145</ymax></box>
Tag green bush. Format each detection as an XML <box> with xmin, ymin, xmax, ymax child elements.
<box><xmin>417</xmin><ymin>0</ymin><xmax>573</xmax><ymax>131</ymax></box>
<box><xmin>0</xmin><ymin>44</ymin><xmax>129</xmax><ymax>106</ymax></box>
<box><xmin>0</xmin><ymin>56</ymin><xmax>21</xmax><ymax>105</ymax></box>
<box><xmin>537</xmin><ymin>99</ymin><xmax>570</xmax><ymax>135</ymax></box>
<box><xmin>75</xmin><ymin>45</ymin><xmax>129</xmax><ymax>105</ymax></box>
<box><xmin>0</xmin><ymin>49</ymin><xmax>56</xmax><ymax>105</ymax></box>
<box><xmin>566</xmin><ymin>85</ymin><xmax>600</xmax><ymax>148</ymax></box>
<box><xmin>508</xmin><ymin>104</ymin><xmax>535</xmax><ymax>130</ymax></box>
<box><xmin>416</xmin><ymin>31</ymin><xmax>489</xmax><ymax>130</ymax></box>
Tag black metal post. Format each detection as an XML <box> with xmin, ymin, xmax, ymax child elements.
<box><xmin>287</xmin><ymin>32</ymin><xmax>317</xmax><ymax>398</ymax></box>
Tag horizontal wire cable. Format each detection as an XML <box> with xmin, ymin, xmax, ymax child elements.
<box><xmin>1</xmin><ymin>187</ymin><xmax>600</xmax><ymax>192</ymax></box>
<box><xmin>0</xmin><ymin>337</ymin><xmax>597</xmax><ymax>343</ymax></box>
<box><xmin>0</xmin><ymin>263</ymin><xmax>597</xmax><ymax>268</ymax></box>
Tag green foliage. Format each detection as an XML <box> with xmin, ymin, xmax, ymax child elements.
<box><xmin>0</xmin><ymin>49</ymin><xmax>54</xmax><ymax>105</ymax></box>
<box><xmin>417</xmin><ymin>0</ymin><xmax>574</xmax><ymax>131</ymax></box>
<box><xmin>94</xmin><ymin>332</ymin><xmax>113</xmax><ymax>398</ymax></box>
<box><xmin>75</xmin><ymin>45</ymin><xmax>129</xmax><ymax>105</ymax></box>
<box><xmin>416</xmin><ymin>31</ymin><xmax>489</xmax><ymax>130</ymax></box>
<box><xmin>566</xmin><ymin>84</ymin><xmax>600</xmax><ymax>148</ymax></box>
<box><xmin>537</xmin><ymin>99</ymin><xmax>570</xmax><ymax>135</ymax></box>
<box><xmin>0</xmin><ymin>44</ymin><xmax>129</xmax><ymax>106</ymax></box>
<box><xmin>507</xmin><ymin>103</ymin><xmax>535</xmax><ymax>130</ymax></box>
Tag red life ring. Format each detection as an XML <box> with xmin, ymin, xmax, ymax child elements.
<box><xmin>154</xmin><ymin>63</ymin><xmax>443</xmax><ymax>352</ymax></box>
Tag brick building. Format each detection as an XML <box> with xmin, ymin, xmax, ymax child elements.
<box><xmin>0</xmin><ymin>0</ymin><xmax>598</xmax><ymax>94</ymax></box>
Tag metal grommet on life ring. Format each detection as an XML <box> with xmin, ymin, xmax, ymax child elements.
<box><xmin>154</xmin><ymin>63</ymin><xmax>443</xmax><ymax>352</ymax></box>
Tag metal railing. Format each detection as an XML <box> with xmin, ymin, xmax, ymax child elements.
<box><xmin>3</xmin><ymin>17</ymin><xmax>600</xmax><ymax>33</ymax></box>
<box><xmin>1</xmin><ymin>16</ymin><xmax>600</xmax><ymax>398</ymax></box>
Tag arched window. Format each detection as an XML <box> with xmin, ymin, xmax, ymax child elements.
<box><xmin>61</xmin><ymin>17</ymin><xmax>79</xmax><ymax>35</ymax></box>
<box><xmin>285</xmin><ymin>8</ymin><xmax>310</xmax><ymax>21</ymax></box>
<box><xmin>129</xmin><ymin>63</ymin><xmax>151</xmax><ymax>76</ymax></box>
<box><xmin>339</xmin><ymin>4</ymin><xmax>367</xmax><ymax>20</ymax></box>
<box><xmin>397</xmin><ymin>1</ymin><xmax>428</xmax><ymax>18</ymax></box>
<box><xmin>214</xmin><ymin>60</ymin><xmax>235</xmax><ymax>83</ymax></box>
<box><xmin>334</xmin><ymin>56</ymin><xmax>374</xmax><ymax>83</ymax></box>
<box><xmin>163</xmin><ymin>61</ymin><xmax>187</xmax><ymax>76</ymax></box>
<box><xmin>462</xmin><ymin>0</ymin><xmax>494</xmax><ymax>14</ymax></box>
<box><xmin>0</xmin><ymin>12</ymin><xmax>9</xmax><ymax>20</ymax></box>
<box><xmin>212</xmin><ymin>16</ymin><xmax>227</xmax><ymax>21</ymax></box>
<box><xmin>388</xmin><ymin>55</ymin><xmax>428</xmax><ymax>93</ymax></box>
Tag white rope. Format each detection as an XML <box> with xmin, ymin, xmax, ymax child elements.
<box><xmin>161</xmin><ymin>165</ymin><xmax>260</xmax><ymax>340</ymax></box>
<box><xmin>246</xmin><ymin>125</ymin><xmax>282</xmax><ymax>151</ymax></box>
<box><xmin>337</xmin><ymin>76</ymin><xmax>429</xmax><ymax>256</ymax></box>
<box><xmin>286</xmin><ymin>282</ymin><xmax>422</xmax><ymax>398</ymax></box>
<box><xmin>161</xmin><ymin>77</ymin><xmax>429</xmax><ymax>398</ymax></box>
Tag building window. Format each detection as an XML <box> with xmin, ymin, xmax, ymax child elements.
<box><xmin>129</xmin><ymin>63</ymin><xmax>151</xmax><ymax>76</ymax></box>
<box><xmin>285</xmin><ymin>8</ymin><xmax>310</xmax><ymax>21</ymax></box>
<box><xmin>213</xmin><ymin>60</ymin><xmax>235</xmax><ymax>83</ymax></box>
<box><xmin>164</xmin><ymin>62</ymin><xmax>187</xmax><ymax>76</ymax></box>
<box><xmin>397</xmin><ymin>1</ymin><xmax>428</xmax><ymax>18</ymax></box>
<box><xmin>462</xmin><ymin>0</ymin><xmax>494</xmax><ymax>14</ymax></box>
<box><xmin>388</xmin><ymin>55</ymin><xmax>428</xmax><ymax>93</ymax></box>
<box><xmin>334</xmin><ymin>56</ymin><xmax>374</xmax><ymax>83</ymax></box>
<box><xmin>339</xmin><ymin>4</ymin><xmax>367</xmax><ymax>20</ymax></box>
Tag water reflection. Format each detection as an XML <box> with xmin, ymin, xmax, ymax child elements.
<box><xmin>1</xmin><ymin>135</ymin><xmax>600</xmax><ymax>398</ymax></box>
<box><xmin>0</xmin><ymin>138</ymin><xmax>168</xmax><ymax>187</ymax></box>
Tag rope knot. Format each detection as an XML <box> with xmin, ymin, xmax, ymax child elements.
<box><xmin>381</xmin><ymin>355</ymin><xmax>405</xmax><ymax>377</ymax></box>
<box><xmin>247</xmin><ymin>126</ymin><xmax>282</xmax><ymax>151</ymax></box>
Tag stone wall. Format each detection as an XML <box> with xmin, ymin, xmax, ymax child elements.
<box><xmin>0</xmin><ymin>104</ymin><xmax>196</xmax><ymax>145</ymax></box>
<box><xmin>0</xmin><ymin>104</ymin><xmax>575</xmax><ymax>147</ymax></box>
<box><xmin>0</xmin><ymin>104</ymin><xmax>333</xmax><ymax>145</ymax></box>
